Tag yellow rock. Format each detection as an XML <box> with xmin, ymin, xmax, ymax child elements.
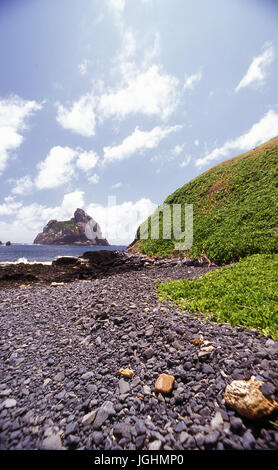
<box><xmin>155</xmin><ymin>373</ymin><xmax>175</xmax><ymax>394</ymax></box>
<box><xmin>224</xmin><ymin>378</ymin><xmax>278</xmax><ymax>420</ymax></box>
<box><xmin>118</xmin><ymin>368</ymin><xmax>134</xmax><ymax>379</ymax></box>
<box><xmin>50</xmin><ymin>282</ymin><xmax>65</xmax><ymax>287</ymax></box>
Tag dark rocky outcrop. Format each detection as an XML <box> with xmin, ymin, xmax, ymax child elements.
<box><xmin>0</xmin><ymin>251</ymin><xmax>216</xmax><ymax>288</ymax></box>
<box><xmin>33</xmin><ymin>208</ymin><xmax>109</xmax><ymax>246</ymax></box>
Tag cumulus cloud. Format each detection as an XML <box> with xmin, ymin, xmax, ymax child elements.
<box><xmin>235</xmin><ymin>42</ymin><xmax>274</xmax><ymax>93</ymax></box>
<box><xmin>86</xmin><ymin>196</ymin><xmax>157</xmax><ymax>245</ymax></box>
<box><xmin>103</xmin><ymin>124</ymin><xmax>182</xmax><ymax>164</ymax></box>
<box><xmin>35</xmin><ymin>146</ymin><xmax>77</xmax><ymax>190</ymax></box>
<box><xmin>56</xmin><ymin>94</ymin><xmax>96</xmax><ymax>137</ymax></box>
<box><xmin>196</xmin><ymin>109</ymin><xmax>278</xmax><ymax>167</ymax></box>
<box><xmin>16</xmin><ymin>191</ymin><xmax>84</xmax><ymax>234</ymax></box>
<box><xmin>0</xmin><ymin>95</ymin><xmax>42</xmax><ymax>174</ymax></box>
<box><xmin>10</xmin><ymin>175</ymin><xmax>34</xmax><ymax>196</ymax></box>
<box><xmin>76</xmin><ymin>150</ymin><xmax>99</xmax><ymax>173</ymax></box>
<box><xmin>0</xmin><ymin>196</ymin><xmax>22</xmax><ymax>216</ymax></box>
<box><xmin>99</xmin><ymin>65</ymin><xmax>181</xmax><ymax>121</ymax></box>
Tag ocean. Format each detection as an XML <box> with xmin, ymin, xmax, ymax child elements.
<box><xmin>0</xmin><ymin>244</ymin><xmax>127</xmax><ymax>265</ymax></box>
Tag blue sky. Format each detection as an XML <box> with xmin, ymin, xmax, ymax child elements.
<box><xmin>0</xmin><ymin>0</ymin><xmax>278</xmax><ymax>244</ymax></box>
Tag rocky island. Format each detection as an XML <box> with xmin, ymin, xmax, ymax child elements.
<box><xmin>33</xmin><ymin>208</ymin><xmax>109</xmax><ymax>246</ymax></box>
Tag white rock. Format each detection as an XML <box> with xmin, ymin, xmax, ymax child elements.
<box><xmin>4</xmin><ymin>398</ymin><xmax>17</xmax><ymax>408</ymax></box>
<box><xmin>82</xmin><ymin>409</ymin><xmax>98</xmax><ymax>426</ymax></box>
<box><xmin>42</xmin><ymin>433</ymin><xmax>64</xmax><ymax>450</ymax></box>
<box><xmin>148</xmin><ymin>440</ymin><xmax>162</xmax><ymax>450</ymax></box>
<box><xmin>210</xmin><ymin>411</ymin><xmax>224</xmax><ymax>430</ymax></box>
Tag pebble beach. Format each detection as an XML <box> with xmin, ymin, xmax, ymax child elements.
<box><xmin>0</xmin><ymin>262</ymin><xmax>278</xmax><ymax>451</ymax></box>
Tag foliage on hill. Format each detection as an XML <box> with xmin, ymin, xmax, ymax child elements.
<box><xmin>134</xmin><ymin>136</ymin><xmax>278</xmax><ymax>263</ymax></box>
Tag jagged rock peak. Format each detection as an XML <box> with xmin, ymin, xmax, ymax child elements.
<box><xmin>33</xmin><ymin>208</ymin><xmax>109</xmax><ymax>246</ymax></box>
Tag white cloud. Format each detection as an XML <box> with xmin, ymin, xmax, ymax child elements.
<box><xmin>142</xmin><ymin>32</ymin><xmax>160</xmax><ymax>67</ymax></box>
<box><xmin>0</xmin><ymin>95</ymin><xmax>42</xmax><ymax>174</ymax></box>
<box><xmin>33</xmin><ymin>147</ymin><xmax>100</xmax><ymax>190</ymax></box>
<box><xmin>88</xmin><ymin>173</ymin><xmax>100</xmax><ymax>184</ymax></box>
<box><xmin>120</xmin><ymin>28</ymin><xmax>136</xmax><ymax>60</ymax></box>
<box><xmin>172</xmin><ymin>143</ymin><xmax>185</xmax><ymax>156</ymax></box>
<box><xmin>2</xmin><ymin>191</ymin><xmax>84</xmax><ymax>243</ymax></box>
<box><xmin>35</xmin><ymin>146</ymin><xmax>77</xmax><ymax>189</ymax></box>
<box><xmin>196</xmin><ymin>109</ymin><xmax>278</xmax><ymax>167</ymax></box>
<box><xmin>180</xmin><ymin>155</ymin><xmax>192</xmax><ymax>168</ymax></box>
<box><xmin>184</xmin><ymin>72</ymin><xmax>202</xmax><ymax>91</ymax></box>
<box><xmin>56</xmin><ymin>94</ymin><xmax>96</xmax><ymax>137</ymax></box>
<box><xmin>10</xmin><ymin>175</ymin><xmax>34</xmax><ymax>195</ymax></box>
<box><xmin>235</xmin><ymin>42</ymin><xmax>274</xmax><ymax>93</ymax></box>
<box><xmin>194</xmin><ymin>139</ymin><xmax>199</xmax><ymax>146</ymax></box>
<box><xmin>0</xmin><ymin>196</ymin><xmax>22</xmax><ymax>216</ymax></box>
<box><xmin>59</xmin><ymin>191</ymin><xmax>85</xmax><ymax>216</ymax></box>
<box><xmin>99</xmin><ymin>65</ymin><xmax>180</xmax><ymax>121</ymax></box>
<box><xmin>76</xmin><ymin>150</ymin><xmax>99</xmax><ymax>173</ymax></box>
<box><xmin>87</xmin><ymin>196</ymin><xmax>157</xmax><ymax>245</ymax></box>
<box><xmin>111</xmin><ymin>182</ymin><xmax>122</xmax><ymax>189</ymax></box>
<box><xmin>107</xmin><ymin>0</ymin><xmax>125</xmax><ymax>14</ymax></box>
<box><xmin>78</xmin><ymin>59</ymin><xmax>89</xmax><ymax>76</ymax></box>
<box><xmin>103</xmin><ymin>124</ymin><xmax>182</xmax><ymax>163</ymax></box>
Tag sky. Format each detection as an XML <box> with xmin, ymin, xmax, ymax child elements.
<box><xmin>0</xmin><ymin>0</ymin><xmax>278</xmax><ymax>244</ymax></box>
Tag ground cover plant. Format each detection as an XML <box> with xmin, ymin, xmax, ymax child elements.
<box><xmin>157</xmin><ymin>253</ymin><xmax>278</xmax><ymax>340</ymax></box>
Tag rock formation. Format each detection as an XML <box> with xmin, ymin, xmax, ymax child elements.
<box><xmin>33</xmin><ymin>208</ymin><xmax>109</xmax><ymax>246</ymax></box>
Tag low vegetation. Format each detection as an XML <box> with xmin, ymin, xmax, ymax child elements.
<box><xmin>157</xmin><ymin>254</ymin><xmax>278</xmax><ymax>340</ymax></box>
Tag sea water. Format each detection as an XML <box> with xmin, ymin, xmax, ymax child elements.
<box><xmin>0</xmin><ymin>244</ymin><xmax>126</xmax><ymax>264</ymax></box>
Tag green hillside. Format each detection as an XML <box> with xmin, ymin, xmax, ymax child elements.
<box><xmin>133</xmin><ymin>136</ymin><xmax>278</xmax><ymax>263</ymax></box>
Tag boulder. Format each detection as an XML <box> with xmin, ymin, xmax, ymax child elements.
<box><xmin>224</xmin><ymin>378</ymin><xmax>278</xmax><ymax>420</ymax></box>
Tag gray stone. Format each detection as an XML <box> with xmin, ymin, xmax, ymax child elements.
<box><xmin>113</xmin><ymin>422</ymin><xmax>132</xmax><ymax>440</ymax></box>
<box><xmin>42</xmin><ymin>433</ymin><xmax>64</xmax><ymax>450</ymax></box>
<box><xmin>82</xmin><ymin>409</ymin><xmax>98</xmax><ymax>426</ymax></box>
<box><xmin>118</xmin><ymin>378</ymin><xmax>130</xmax><ymax>395</ymax></box>
<box><xmin>93</xmin><ymin>401</ymin><xmax>115</xmax><ymax>429</ymax></box>
<box><xmin>148</xmin><ymin>440</ymin><xmax>162</xmax><ymax>450</ymax></box>
<box><xmin>143</xmin><ymin>385</ymin><xmax>151</xmax><ymax>395</ymax></box>
<box><xmin>81</xmin><ymin>371</ymin><xmax>94</xmax><ymax>380</ymax></box>
<box><xmin>3</xmin><ymin>398</ymin><xmax>17</xmax><ymax>408</ymax></box>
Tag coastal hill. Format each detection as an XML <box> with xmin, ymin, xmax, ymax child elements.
<box><xmin>130</xmin><ymin>135</ymin><xmax>278</xmax><ymax>263</ymax></box>
<box><xmin>33</xmin><ymin>208</ymin><xmax>109</xmax><ymax>246</ymax></box>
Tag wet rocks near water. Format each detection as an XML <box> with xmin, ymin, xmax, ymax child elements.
<box><xmin>0</xmin><ymin>261</ymin><xmax>277</xmax><ymax>451</ymax></box>
<box><xmin>0</xmin><ymin>250</ymin><xmax>217</xmax><ymax>289</ymax></box>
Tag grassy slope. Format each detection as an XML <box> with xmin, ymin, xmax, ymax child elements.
<box><xmin>134</xmin><ymin>136</ymin><xmax>278</xmax><ymax>337</ymax></box>
<box><xmin>135</xmin><ymin>136</ymin><xmax>278</xmax><ymax>263</ymax></box>
<box><xmin>157</xmin><ymin>253</ymin><xmax>278</xmax><ymax>339</ymax></box>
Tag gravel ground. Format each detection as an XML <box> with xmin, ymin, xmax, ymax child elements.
<box><xmin>0</xmin><ymin>263</ymin><xmax>277</xmax><ymax>451</ymax></box>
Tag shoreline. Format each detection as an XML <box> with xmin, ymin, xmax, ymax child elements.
<box><xmin>0</xmin><ymin>249</ymin><xmax>215</xmax><ymax>289</ymax></box>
